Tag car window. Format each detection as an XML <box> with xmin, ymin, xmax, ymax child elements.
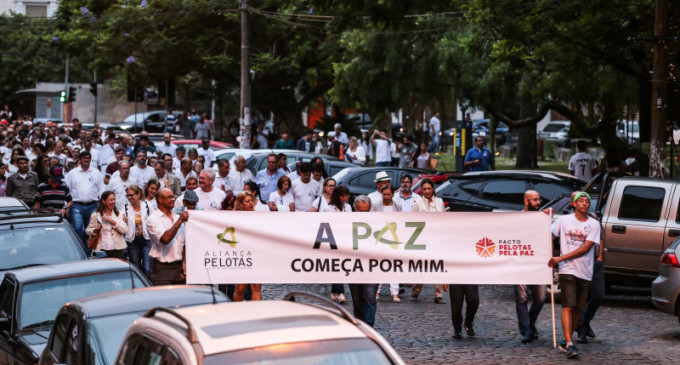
<box><xmin>329</xmin><ymin>166</ymin><xmax>345</xmax><ymax>177</ymax></box>
<box><xmin>534</xmin><ymin>182</ymin><xmax>573</xmax><ymax>204</ymax></box>
<box><xmin>164</xmin><ymin>347</ymin><xmax>182</xmax><ymax>365</ymax></box>
<box><xmin>20</xmin><ymin>271</ymin><xmax>146</xmax><ymax>330</ymax></box>
<box><xmin>87</xmin><ymin>329</ymin><xmax>105</xmax><ymax>365</ymax></box>
<box><xmin>481</xmin><ymin>180</ymin><xmax>527</xmax><ymax>204</ymax></box>
<box><xmin>63</xmin><ymin>322</ymin><xmax>82</xmax><ymax>364</ymax></box>
<box><xmin>460</xmin><ymin>181</ymin><xmax>484</xmax><ymax>195</ymax></box>
<box><xmin>204</xmin><ymin>338</ymin><xmax>392</xmax><ymax>365</ymax></box>
<box><xmin>618</xmin><ymin>186</ymin><xmax>665</xmax><ymax>222</ymax></box>
<box><xmin>0</xmin><ymin>226</ymin><xmax>85</xmax><ymax>271</ymax></box>
<box><xmin>49</xmin><ymin>314</ymin><xmax>71</xmax><ymax>361</ymax></box>
<box><xmin>130</xmin><ymin>335</ymin><xmax>164</xmax><ymax>365</ymax></box>
<box><xmin>92</xmin><ymin>312</ymin><xmax>147</xmax><ymax>365</ymax></box>
<box><xmin>353</xmin><ymin>172</ymin><xmax>378</xmax><ymax>189</ymax></box>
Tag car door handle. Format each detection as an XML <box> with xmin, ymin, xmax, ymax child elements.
<box><xmin>669</xmin><ymin>229</ymin><xmax>680</xmax><ymax>237</ymax></box>
<box><xmin>612</xmin><ymin>225</ymin><xmax>626</xmax><ymax>234</ymax></box>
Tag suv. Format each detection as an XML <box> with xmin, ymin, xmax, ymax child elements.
<box><xmin>0</xmin><ymin>213</ymin><xmax>87</xmax><ymax>277</ymax></box>
<box><xmin>114</xmin><ymin>292</ymin><xmax>405</xmax><ymax>364</ymax></box>
<box><xmin>119</xmin><ymin>110</ymin><xmax>183</xmax><ymax>133</ymax></box>
<box><xmin>436</xmin><ymin>170</ymin><xmax>584</xmax><ymax>212</ymax></box>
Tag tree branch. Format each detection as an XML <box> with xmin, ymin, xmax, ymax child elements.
<box><xmin>484</xmin><ymin>103</ymin><xmax>549</xmax><ymax>128</ymax></box>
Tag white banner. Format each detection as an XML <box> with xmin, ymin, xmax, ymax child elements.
<box><xmin>186</xmin><ymin>211</ymin><xmax>552</xmax><ymax>285</ymax></box>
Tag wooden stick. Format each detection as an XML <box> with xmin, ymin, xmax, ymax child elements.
<box><xmin>551</xmin><ymin>280</ymin><xmax>556</xmax><ymax>348</ymax></box>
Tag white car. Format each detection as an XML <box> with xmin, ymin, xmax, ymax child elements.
<box><xmin>538</xmin><ymin>121</ymin><xmax>571</xmax><ymax>146</ymax></box>
<box><xmin>213</xmin><ymin>148</ymin><xmax>256</xmax><ymax>168</ymax></box>
<box><xmin>114</xmin><ymin>293</ymin><xmax>405</xmax><ymax>365</ymax></box>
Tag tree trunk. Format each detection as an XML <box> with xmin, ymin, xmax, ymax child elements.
<box><xmin>514</xmin><ymin>103</ymin><xmax>537</xmax><ymax>169</ymax></box>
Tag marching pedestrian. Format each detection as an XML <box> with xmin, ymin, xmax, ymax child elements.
<box><xmin>228</xmin><ymin>155</ymin><xmax>254</xmax><ymax>194</ymax></box>
<box><xmin>243</xmin><ymin>181</ymin><xmax>269</xmax><ymax>211</ymax></box>
<box><xmin>269</xmin><ymin>175</ymin><xmax>295</xmax><ymax>211</ymax></box>
<box><xmin>309</xmin><ymin>178</ymin><xmax>335</xmax><ymax>212</ymax></box>
<box><xmin>233</xmin><ymin>192</ymin><xmax>262</xmax><ymax>301</ymax></box>
<box><xmin>6</xmin><ymin>155</ymin><xmax>39</xmax><ymax>206</ymax></box>
<box><xmin>370</xmin><ymin>129</ymin><xmax>392</xmax><ymax>167</ymax></box>
<box><xmin>464</xmin><ymin>136</ymin><xmax>495</xmax><ymax>171</ymax></box>
<box><xmin>367</xmin><ymin>171</ymin><xmax>392</xmax><ymax>206</ymax></box>
<box><xmin>85</xmin><ymin>191</ymin><xmax>128</xmax><ymax>259</ymax></box>
<box><xmin>549</xmin><ymin>191</ymin><xmax>600</xmax><ymax>359</ymax></box>
<box><xmin>124</xmin><ymin>184</ymin><xmax>153</xmax><ymax>278</ymax></box>
<box><xmin>65</xmin><ymin>151</ymin><xmax>104</xmax><ymax>252</ymax></box>
<box><xmin>130</xmin><ymin>150</ymin><xmax>155</xmax><ymax>188</ymax></box>
<box><xmin>348</xmin><ymin>195</ymin><xmax>380</xmax><ymax>326</ymax></box>
<box><xmin>372</xmin><ymin>184</ymin><xmax>402</xmax><ymax>303</ymax></box>
<box><xmin>34</xmin><ymin>166</ymin><xmax>71</xmax><ymax>214</ymax></box>
<box><xmin>291</xmin><ymin>162</ymin><xmax>319</xmax><ymax>212</ymax></box>
<box><xmin>147</xmin><ymin>188</ymin><xmax>188</xmax><ymax>286</ymax></box>
<box><xmin>255</xmin><ymin>153</ymin><xmax>285</xmax><ymax>203</ymax></box>
<box><xmin>196</xmin><ymin>169</ymin><xmax>226</xmax><ymax>211</ymax></box>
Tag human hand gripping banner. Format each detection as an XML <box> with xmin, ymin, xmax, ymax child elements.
<box><xmin>186</xmin><ymin>211</ymin><xmax>552</xmax><ymax>285</ymax></box>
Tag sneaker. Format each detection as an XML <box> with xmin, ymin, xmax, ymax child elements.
<box><xmin>586</xmin><ymin>324</ymin><xmax>596</xmax><ymax>338</ymax></box>
<box><xmin>558</xmin><ymin>340</ymin><xmax>568</xmax><ymax>352</ymax></box>
<box><xmin>337</xmin><ymin>293</ymin><xmax>346</xmax><ymax>304</ymax></box>
<box><xmin>392</xmin><ymin>294</ymin><xmax>401</xmax><ymax>303</ymax></box>
<box><xmin>376</xmin><ymin>292</ymin><xmax>380</xmax><ymax>300</ymax></box>
<box><xmin>566</xmin><ymin>344</ymin><xmax>579</xmax><ymax>359</ymax></box>
<box><xmin>410</xmin><ymin>295</ymin><xmax>418</xmax><ymax>301</ymax></box>
<box><xmin>530</xmin><ymin>324</ymin><xmax>539</xmax><ymax>339</ymax></box>
<box><xmin>577</xmin><ymin>333</ymin><xmax>588</xmax><ymax>344</ymax></box>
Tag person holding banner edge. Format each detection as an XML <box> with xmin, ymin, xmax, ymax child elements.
<box><xmin>147</xmin><ymin>188</ymin><xmax>189</xmax><ymax>286</ymax></box>
<box><xmin>348</xmin><ymin>195</ymin><xmax>380</xmax><ymax>326</ymax></box>
<box><xmin>549</xmin><ymin>191</ymin><xmax>600</xmax><ymax>359</ymax></box>
<box><xmin>516</xmin><ymin>190</ymin><xmax>548</xmax><ymax>344</ymax></box>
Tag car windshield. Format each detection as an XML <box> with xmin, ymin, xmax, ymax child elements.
<box><xmin>204</xmin><ymin>338</ymin><xmax>393</xmax><ymax>365</ymax></box>
<box><xmin>20</xmin><ymin>271</ymin><xmax>146</xmax><ymax>330</ymax></box>
<box><xmin>543</xmin><ymin>123</ymin><xmax>568</xmax><ymax>132</ymax></box>
<box><xmin>91</xmin><ymin>311</ymin><xmax>145</xmax><ymax>364</ymax></box>
<box><xmin>0</xmin><ymin>227</ymin><xmax>85</xmax><ymax>271</ymax></box>
<box><xmin>332</xmin><ymin>167</ymin><xmax>358</xmax><ymax>181</ymax></box>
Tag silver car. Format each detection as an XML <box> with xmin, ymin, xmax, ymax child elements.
<box><xmin>651</xmin><ymin>238</ymin><xmax>680</xmax><ymax>323</ymax></box>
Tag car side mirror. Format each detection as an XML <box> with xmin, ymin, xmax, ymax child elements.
<box><xmin>91</xmin><ymin>251</ymin><xmax>107</xmax><ymax>259</ymax></box>
<box><xmin>0</xmin><ymin>317</ymin><xmax>10</xmax><ymax>332</ymax></box>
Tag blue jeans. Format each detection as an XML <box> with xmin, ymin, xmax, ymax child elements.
<box><xmin>349</xmin><ymin>284</ymin><xmax>379</xmax><ymax>326</ymax></box>
<box><xmin>127</xmin><ymin>236</ymin><xmax>152</xmax><ymax>279</ymax></box>
<box><xmin>429</xmin><ymin>133</ymin><xmax>439</xmax><ymax>153</ymax></box>
<box><xmin>577</xmin><ymin>260</ymin><xmax>604</xmax><ymax>337</ymax></box>
<box><xmin>515</xmin><ymin>284</ymin><xmax>547</xmax><ymax>336</ymax></box>
<box><xmin>70</xmin><ymin>202</ymin><xmax>98</xmax><ymax>255</ymax></box>
<box><xmin>375</xmin><ymin>161</ymin><xmax>390</xmax><ymax>167</ymax></box>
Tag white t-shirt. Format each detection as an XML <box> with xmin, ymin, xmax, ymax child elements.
<box><xmin>213</xmin><ymin>174</ymin><xmax>235</xmax><ymax>193</ymax></box>
<box><xmin>430</xmin><ymin>115</ymin><xmax>441</xmax><ymax>133</ymax></box>
<box><xmin>130</xmin><ymin>165</ymin><xmax>156</xmax><ymax>187</ymax></box>
<box><xmin>197</xmin><ymin>148</ymin><xmax>215</xmax><ymax>167</ymax></box>
<box><xmin>195</xmin><ymin>188</ymin><xmax>226</xmax><ymax>211</ymax></box>
<box><xmin>323</xmin><ymin>203</ymin><xmax>351</xmax><ymax>212</ymax></box>
<box><xmin>269</xmin><ymin>191</ymin><xmax>295</xmax><ymax>211</ymax></box>
<box><xmin>568</xmin><ymin>152</ymin><xmax>598</xmax><ymax>181</ymax></box>
<box><xmin>551</xmin><ymin>214</ymin><xmax>600</xmax><ymax>281</ymax></box>
<box><xmin>310</xmin><ymin>196</ymin><xmax>330</xmax><ymax>212</ymax></box>
<box><xmin>291</xmin><ymin>178</ymin><xmax>320</xmax><ymax>212</ymax></box>
<box><xmin>374</xmin><ymin>139</ymin><xmax>391</xmax><ymax>163</ymax></box>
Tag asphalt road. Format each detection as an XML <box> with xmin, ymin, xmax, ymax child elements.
<box><xmin>263</xmin><ymin>283</ymin><xmax>680</xmax><ymax>364</ymax></box>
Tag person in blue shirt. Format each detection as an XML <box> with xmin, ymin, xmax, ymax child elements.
<box><xmin>464</xmin><ymin>136</ymin><xmax>495</xmax><ymax>171</ymax></box>
<box><xmin>254</xmin><ymin>153</ymin><xmax>285</xmax><ymax>203</ymax></box>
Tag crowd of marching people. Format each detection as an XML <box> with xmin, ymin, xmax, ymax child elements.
<box><xmin>1</xmin><ymin>111</ymin><xmax>600</xmax><ymax>360</ymax></box>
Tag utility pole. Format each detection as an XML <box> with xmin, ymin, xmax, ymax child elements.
<box><xmin>63</xmin><ymin>56</ymin><xmax>69</xmax><ymax>123</ymax></box>
<box><xmin>239</xmin><ymin>0</ymin><xmax>251</xmax><ymax>148</ymax></box>
<box><xmin>650</xmin><ymin>0</ymin><xmax>669</xmax><ymax>178</ymax></box>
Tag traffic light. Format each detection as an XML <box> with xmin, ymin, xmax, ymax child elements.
<box><xmin>68</xmin><ymin>86</ymin><xmax>76</xmax><ymax>102</ymax></box>
<box><xmin>59</xmin><ymin>90</ymin><xmax>66</xmax><ymax>103</ymax></box>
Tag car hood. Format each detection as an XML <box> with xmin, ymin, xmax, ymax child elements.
<box><xmin>18</xmin><ymin>329</ymin><xmax>50</xmax><ymax>357</ymax></box>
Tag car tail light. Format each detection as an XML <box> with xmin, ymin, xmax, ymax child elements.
<box><xmin>660</xmin><ymin>252</ymin><xmax>680</xmax><ymax>268</ymax></box>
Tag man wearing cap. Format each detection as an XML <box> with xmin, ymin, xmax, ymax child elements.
<box><xmin>173</xmin><ymin>189</ymin><xmax>200</xmax><ymax>213</ymax></box>
<box><xmin>65</xmin><ymin>151</ymin><xmax>105</xmax><ymax>250</ymax></box>
<box><xmin>333</xmin><ymin>123</ymin><xmax>349</xmax><ymax>146</ymax></box>
<box><xmin>367</xmin><ymin>171</ymin><xmax>392</xmax><ymax>206</ymax></box>
<box><xmin>34</xmin><ymin>166</ymin><xmax>72</xmax><ymax>214</ymax></box>
<box><xmin>6</xmin><ymin>156</ymin><xmax>40</xmax><ymax>206</ymax></box>
<box><xmin>549</xmin><ymin>191</ymin><xmax>600</xmax><ymax>359</ymax></box>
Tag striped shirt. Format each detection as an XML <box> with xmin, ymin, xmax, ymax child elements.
<box><xmin>35</xmin><ymin>181</ymin><xmax>72</xmax><ymax>212</ymax></box>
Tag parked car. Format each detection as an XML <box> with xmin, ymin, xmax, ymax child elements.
<box><xmin>114</xmin><ymin>292</ymin><xmax>404</xmax><ymax>365</ymax></box>
<box><xmin>616</xmin><ymin>120</ymin><xmax>640</xmax><ymax>145</ymax></box>
<box><xmin>0</xmin><ymin>259</ymin><xmax>150</xmax><ymax>365</ymax></box>
<box><xmin>410</xmin><ymin>172</ymin><xmax>460</xmax><ymax>195</ymax></box>
<box><xmin>289</xmin><ymin>160</ymin><xmax>359</xmax><ymax>178</ymax></box>
<box><xmin>1</xmin><ymin>213</ymin><xmax>87</xmax><ymax>278</ymax></box>
<box><xmin>38</xmin><ymin>286</ymin><xmax>227</xmax><ymax>365</ymax></box>
<box><xmin>540</xmin><ymin>193</ymin><xmax>601</xmax><ymax>218</ymax></box>
<box><xmin>118</xmin><ymin>110</ymin><xmax>183</xmax><ymax>133</ymax></box>
<box><xmin>245</xmin><ymin>150</ymin><xmax>340</xmax><ymax>175</ymax></box>
<box><xmin>172</xmin><ymin>139</ymin><xmax>232</xmax><ymax>152</ymax></box>
<box><xmin>0</xmin><ymin>197</ymin><xmax>30</xmax><ymax>216</ymax></box>
<box><xmin>334</xmin><ymin>166</ymin><xmax>426</xmax><ymax>199</ymax></box>
<box><xmin>436</xmin><ymin>170</ymin><xmax>584</xmax><ymax>212</ymax></box>
<box><xmin>538</xmin><ymin>121</ymin><xmax>571</xmax><ymax>146</ymax></box>
<box><xmin>651</xmin><ymin>238</ymin><xmax>680</xmax><ymax>324</ymax></box>
<box><xmin>131</xmin><ymin>133</ymin><xmax>183</xmax><ymax>145</ymax></box>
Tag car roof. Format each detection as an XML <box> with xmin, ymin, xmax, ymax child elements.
<box><xmin>5</xmin><ymin>259</ymin><xmax>140</xmax><ymax>283</ymax></box>
<box><xmin>461</xmin><ymin>170</ymin><xmax>579</xmax><ymax>181</ymax></box>
<box><xmin>0</xmin><ymin>197</ymin><xmax>29</xmax><ymax>210</ymax></box>
<box><xmin>153</xmin><ymin>301</ymin><xmax>367</xmax><ymax>355</ymax></box>
<box><xmin>67</xmin><ymin>286</ymin><xmax>227</xmax><ymax>318</ymax></box>
<box><xmin>0</xmin><ymin>213</ymin><xmax>69</xmax><ymax>228</ymax></box>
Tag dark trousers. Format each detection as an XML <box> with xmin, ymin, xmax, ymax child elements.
<box><xmin>151</xmin><ymin>259</ymin><xmax>185</xmax><ymax>286</ymax></box>
<box><xmin>331</xmin><ymin>284</ymin><xmax>345</xmax><ymax>295</ymax></box>
<box><xmin>349</xmin><ymin>284</ymin><xmax>379</xmax><ymax>326</ymax></box>
<box><xmin>577</xmin><ymin>260</ymin><xmax>605</xmax><ymax>336</ymax></box>
<box><xmin>103</xmin><ymin>249</ymin><xmax>125</xmax><ymax>260</ymax></box>
<box><xmin>449</xmin><ymin>284</ymin><xmax>480</xmax><ymax>331</ymax></box>
<box><xmin>515</xmin><ymin>284</ymin><xmax>546</xmax><ymax>336</ymax></box>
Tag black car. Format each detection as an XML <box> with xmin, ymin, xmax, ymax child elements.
<box><xmin>0</xmin><ymin>259</ymin><xmax>150</xmax><ymax>365</ymax></box>
<box><xmin>334</xmin><ymin>166</ymin><xmax>427</xmax><ymax>199</ymax></box>
<box><xmin>246</xmin><ymin>151</ymin><xmax>341</xmax><ymax>175</ymax></box>
<box><xmin>436</xmin><ymin>170</ymin><xmax>585</xmax><ymax>212</ymax></box>
<box><xmin>38</xmin><ymin>286</ymin><xmax>227</xmax><ymax>365</ymax></box>
<box><xmin>1</xmin><ymin>213</ymin><xmax>87</xmax><ymax>278</ymax></box>
<box><xmin>288</xmin><ymin>160</ymin><xmax>359</xmax><ymax>178</ymax></box>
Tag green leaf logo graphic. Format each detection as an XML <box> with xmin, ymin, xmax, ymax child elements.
<box><xmin>217</xmin><ymin>227</ymin><xmax>238</xmax><ymax>248</ymax></box>
<box><xmin>374</xmin><ymin>222</ymin><xmax>400</xmax><ymax>250</ymax></box>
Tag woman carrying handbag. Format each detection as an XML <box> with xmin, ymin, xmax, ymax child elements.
<box><xmin>85</xmin><ymin>191</ymin><xmax>128</xmax><ymax>259</ymax></box>
<box><xmin>124</xmin><ymin>185</ymin><xmax>152</xmax><ymax>278</ymax></box>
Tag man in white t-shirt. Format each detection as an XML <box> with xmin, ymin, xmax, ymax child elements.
<box><xmin>429</xmin><ymin>112</ymin><xmax>441</xmax><ymax>153</ymax></box>
<box><xmin>549</xmin><ymin>191</ymin><xmax>600</xmax><ymax>359</ymax></box>
<box><xmin>130</xmin><ymin>151</ymin><xmax>156</xmax><ymax>188</ymax></box>
<box><xmin>568</xmin><ymin>140</ymin><xmax>598</xmax><ymax>182</ymax></box>
<box><xmin>197</xmin><ymin>139</ymin><xmax>216</xmax><ymax>167</ymax></box>
<box><xmin>196</xmin><ymin>168</ymin><xmax>226</xmax><ymax>211</ymax></box>
<box><xmin>291</xmin><ymin>162</ymin><xmax>320</xmax><ymax>212</ymax></box>
<box><xmin>367</xmin><ymin>171</ymin><xmax>392</xmax><ymax>206</ymax></box>
<box><xmin>370</xmin><ymin>129</ymin><xmax>392</xmax><ymax>167</ymax></box>
<box><xmin>213</xmin><ymin>159</ymin><xmax>236</xmax><ymax>195</ymax></box>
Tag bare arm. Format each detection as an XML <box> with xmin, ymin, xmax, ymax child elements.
<box><xmin>548</xmin><ymin>240</ymin><xmax>595</xmax><ymax>267</ymax></box>
<box><xmin>159</xmin><ymin>211</ymin><xmax>188</xmax><ymax>244</ymax></box>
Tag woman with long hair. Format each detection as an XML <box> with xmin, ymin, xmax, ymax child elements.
<box><xmin>144</xmin><ymin>179</ymin><xmax>160</xmax><ymax>212</ymax></box>
<box><xmin>233</xmin><ymin>192</ymin><xmax>262</xmax><ymax>301</ymax></box>
<box><xmin>124</xmin><ymin>184</ymin><xmax>152</xmax><ymax>278</ymax></box>
<box><xmin>411</xmin><ymin>142</ymin><xmax>432</xmax><ymax>170</ymax></box>
<box><xmin>192</xmin><ymin>160</ymin><xmax>204</xmax><ymax>175</ymax></box>
<box><xmin>85</xmin><ymin>191</ymin><xmax>128</xmax><ymax>259</ymax></box>
<box><xmin>33</xmin><ymin>154</ymin><xmax>50</xmax><ymax>183</ymax></box>
<box><xmin>346</xmin><ymin>137</ymin><xmax>366</xmax><ymax>165</ymax></box>
<box><xmin>310</xmin><ymin>177</ymin><xmax>335</xmax><ymax>212</ymax></box>
<box><xmin>269</xmin><ymin>175</ymin><xmax>295</xmax><ymax>211</ymax></box>
<box><xmin>8</xmin><ymin>147</ymin><xmax>25</xmax><ymax>175</ymax></box>
<box><xmin>243</xmin><ymin>181</ymin><xmax>268</xmax><ymax>211</ymax></box>
<box><xmin>323</xmin><ymin>185</ymin><xmax>351</xmax><ymax>212</ymax></box>
<box><xmin>372</xmin><ymin>184</ymin><xmax>402</xmax><ymax>303</ymax></box>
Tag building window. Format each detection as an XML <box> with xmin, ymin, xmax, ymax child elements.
<box><xmin>25</xmin><ymin>5</ymin><xmax>48</xmax><ymax>18</ymax></box>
